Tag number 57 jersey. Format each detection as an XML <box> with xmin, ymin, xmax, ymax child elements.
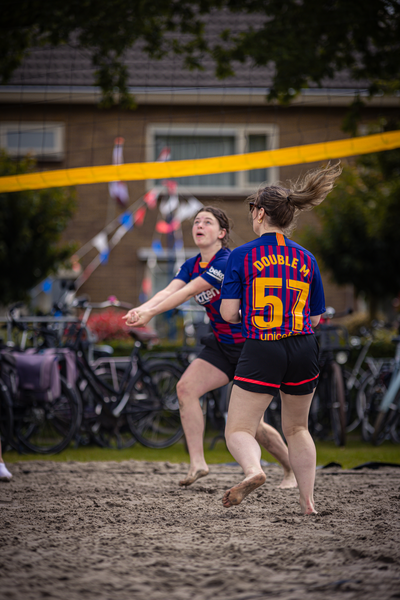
<box><xmin>221</xmin><ymin>232</ymin><xmax>326</xmax><ymax>340</ymax></box>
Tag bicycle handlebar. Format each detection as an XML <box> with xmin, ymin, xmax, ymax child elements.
<box><xmin>73</xmin><ymin>298</ymin><xmax>133</xmax><ymax>311</ymax></box>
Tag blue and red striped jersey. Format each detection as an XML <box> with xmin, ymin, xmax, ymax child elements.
<box><xmin>221</xmin><ymin>233</ymin><xmax>325</xmax><ymax>340</ymax></box>
<box><xmin>174</xmin><ymin>248</ymin><xmax>245</xmax><ymax>345</ymax></box>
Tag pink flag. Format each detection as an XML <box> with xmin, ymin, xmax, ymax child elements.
<box><xmin>143</xmin><ymin>188</ymin><xmax>160</xmax><ymax>209</ymax></box>
<box><xmin>155</xmin><ymin>220</ymin><xmax>181</xmax><ymax>234</ymax></box>
<box><xmin>134</xmin><ymin>206</ymin><xmax>147</xmax><ymax>226</ymax></box>
<box><xmin>157</xmin><ymin>147</ymin><xmax>171</xmax><ymax>162</ymax></box>
<box><xmin>109</xmin><ymin>137</ymin><xmax>129</xmax><ymax>206</ymax></box>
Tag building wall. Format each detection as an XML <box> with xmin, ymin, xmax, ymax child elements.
<box><xmin>1</xmin><ymin>100</ymin><xmax>394</xmax><ymax>314</ymax></box>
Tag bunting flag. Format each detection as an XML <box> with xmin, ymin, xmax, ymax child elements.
<box><xmin>174</xmin><ymin>197</ymin><xmax>203</xmax><ymax>222</ymax></box>
<box><xmin>155</xmin><ymin>219</ymin><xmax>181</xmax><ymax>234</ymax></box>
<box><xmin>141</xmin><ymin>276</ymin><xmax>152</xmax><ymax>296</ymax></box>
<box><xmin>42</xmin><ymin>278</ymin><xmax>53</xmax><ymax>294</ymax></box>
<box><xmin>143</xmin><ymin>187</ymin><xmax>161</xmax><ymax>209</ymax></box>
<box><xmin>151</xmin><ymin>239</ymin><xmax>163</xmax><ymax>255</ymax></box>
<box><xmin>108</xmin><ymin>137</ymin><xmax>129</xmax><ymax>206</ymax></box>
<box><xmin>119</xmin><ymin>212</ymin><xmax>134</xmax><ymax>230</ymax></box>
<box><xmin>163</xmin><ymin>179</ymin><xmax>177</xmax><ymax>194</ymax></box>
<box><xmin>134</xmin><ymin>206</ymin><xmax>147</xmax><ymax>226</ymax></box>
<box><xmin>157</xmin><ymin>147</ymin><xmax>171</xmax><ymax>162</ymax></box>
<box><xmin>92</xmin><ymin>232</ymin><xmax>110</xmax><ymax>257</ymax></box>
<box><xmin>159</xmin><ymin>194</ymin><xmax>179</xmax><ymax>216</ymax></box>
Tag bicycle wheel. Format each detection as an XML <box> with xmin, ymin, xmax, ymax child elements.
<box><xmin>329</xmin><ymin>362</ymin><xmax>347</xmax><ymax>446</ymax></box>
<box><xmin>372</xmin><ymin>408</ymin><xmax>398</xmax><ymax>445</ymax></box>
<box><xmin>90</xmin><ymin>364</ymin><xmax>138</xmax><ymax>450</ymax></box>
<box><xmin>127</xmin><ymin>361</ymin><xmax>184</xmax><ymax>448</ymax></box>
<box><xmin>15</xmin><ymin>376</ymin><xmax>81</xmax><ymax>454</ymax></box>
<box><xmin>359</xmin><ymin>373</ymin><xmax>389</xmax><ymax>442</ymax></box>
<box><xmin>389</xmin><ymin>408</ymin><xmax>400</xmax><ymax>443</ymax></box>
<box><xmin>0</xmin><ymin>379</ymin><xmax>13</xmax><ymax>450</ymax></box>
<box><xmin>309</xmin><ymin>372</ymin><xmax>332</xmax><ymax>441</ymax></box>
<box><xmin>343</xmin><ymin>368</ymin><xmax>366</xmax><ymax>433</ymax></box>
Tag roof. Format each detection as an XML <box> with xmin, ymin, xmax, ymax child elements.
<box><xmin>2</xmin><ymin>10</ymin><xmax>394</xmax><ymax>107</ymax></box>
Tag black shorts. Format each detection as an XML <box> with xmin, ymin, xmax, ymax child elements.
<box><xmin>197</xmin><ymin>333</ymin><xmax>244</xmax><ymax>381</ymax></box>
<box><xmin>233</xmin><ymin>334</ymin><xmax>319</xmax><ymax>396</ymax></box>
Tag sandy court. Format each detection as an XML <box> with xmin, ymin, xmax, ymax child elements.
<box><xmin>0</xmin><ymin>460</ymin><xmax>399</xmax><ymax>600</ymax></box>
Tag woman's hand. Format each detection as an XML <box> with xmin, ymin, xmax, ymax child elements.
<box><xmin>122</xmin><ymin>308</ymin><xmax>140</xmax><ymax>326</ymax></box>
<box><xmin>122</xmin><ymin>308</ymin><xmax>151</xmax><ymax>327</ymax></box>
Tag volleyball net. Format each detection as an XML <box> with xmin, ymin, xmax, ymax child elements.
<box><xmin>1</xmin><ymin>130</ymin><xmax>400</xmax><ymax>193</ymax></box>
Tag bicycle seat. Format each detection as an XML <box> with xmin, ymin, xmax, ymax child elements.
<box><xmin>128</xmin><ymin>327</ymin><xmax>159</xmax><ymax>343</ymax></box>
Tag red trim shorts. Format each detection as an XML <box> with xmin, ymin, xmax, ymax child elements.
<box><xmin>233</xmin><ymin>334</ymin><xmax>319</xmax><ymax>396</ymax></box>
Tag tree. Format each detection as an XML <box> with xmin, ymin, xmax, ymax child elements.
<box><xmin>298</xmin><ymin>123</ymin><xmax>400</xmax><ymax>320</ymax></box>
<box><xmin>210</xmin><ymin>0</ymin><xmax>400</xmax><ymax>103</ymax></box>
<box><xmin>1</xmin><ymin>0</ymin><xmax>399</xmax><ymax>107</ymax></box>
<box><xmin>1</xmin><ymin>0</ymin><xmax>209</xmax><ymax>108</ymax></box>
<box><xmin>0</xmin><ymin>152</ymin><xmax>77</xmax><ymax>306</ymax></box>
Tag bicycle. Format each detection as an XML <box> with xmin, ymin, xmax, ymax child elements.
<box><xmin>343</xmin><ymin>322</ymin><xmax>388</xmax><ymax>433</ymax></box>
<box><xmin>309</xmin><ymin>308</ymin><xmax>348</xmax><ymax>446</ymax></box>
<box><xmin>60</xmin><ymin>298</ymin><xmax>185</xmax><ymax>450</ymax></box>
<box><xmin>368</xmin><ymin>333</ymin><xmax>400</xmax><ymax>445</ymax></box>
<box><xmin>0</xmin><ymin>373</ymin><xmax>13</xmax><ymax>452</ymax></box>
<box><xmin>0</xmin><ymin>347</ymin><xmax>81</xmax><ymax>455</ymax></box>
<box><xmin>1</xmin><ymin>299</ymin><xmax>185</xmax><ymax>452</ymax></box>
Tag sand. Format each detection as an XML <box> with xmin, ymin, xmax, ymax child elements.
<box><xmin>1</xmin><ymin>460</ymin><xmax>399</xmax><ymax>600</ymax></box>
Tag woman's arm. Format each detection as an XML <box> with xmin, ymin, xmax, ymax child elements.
<box><xmin>220</xmin><ymin>299</ymin><xmax>241</xmax><ymax>324</ymax></box>
<box><xmin>122</xmin><ymin>279</ymin><xmax>185</xmax><ymax>324</ymax></box>
<box><xmin>311</xmin><ymin>314</ymin><xmax>322</xmax><ymax>328</ymax></box>
<box><xmin>124</xmin><ymin>277</ymin><xmax>214</xmax><ymax>327</ymax></box>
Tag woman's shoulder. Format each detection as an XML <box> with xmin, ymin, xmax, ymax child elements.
<box><xmin>287</xmin><ymin>239</ymin><xmax>318</xmax><ymax>263</ymax></box>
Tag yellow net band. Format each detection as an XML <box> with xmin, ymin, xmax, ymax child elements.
<box><xmin>1</xmin><ymin>130</ymin><xmax>400</xmax><ymax>193</ymax></box>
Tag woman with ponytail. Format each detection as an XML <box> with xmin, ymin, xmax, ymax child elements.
<box><xmin>220</xmin><ymin>162</ymin><xmax>342</xmax><ymax>514</ymax></box>
<box><xmin>123</xmin><ymin>206</ymin><xmax>296</xmax><ymax>489</ymax></box>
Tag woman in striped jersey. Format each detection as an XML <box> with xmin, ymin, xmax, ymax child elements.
<box><xmin>123</xmin><ymin>207</ymin><xmax>296</xmax><ymax>489</ymax></box>
<box><xmin>220</xmin><ymin>163</ymin><xmax>342</xmax><ymax>514</ymax></box>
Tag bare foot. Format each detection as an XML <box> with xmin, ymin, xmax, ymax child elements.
<box><xmin>300</xmin><ymin>498</ymin><xmax>317</xmax><ymax>515</ymax></box>
<box><xmin>278</xmin><ymin>470</ymin><xmax>297</xmax><ymax>489</ymax></box>
<box><xmin>222</xmin><ymin>472</ymin><xmax>266</xmax><ymax>508</ymax></box>
<box><xmin>179</xmin><ymin>469</ymin><xmax>209</xmax><ymax>487</ymax></box>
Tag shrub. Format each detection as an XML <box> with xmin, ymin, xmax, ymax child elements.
<box><xmin>87</xmin><ymin>309</ymin><xmax>131</xmax><ymax>341</ymax></box>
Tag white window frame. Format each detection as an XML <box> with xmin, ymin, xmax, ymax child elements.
<box><xmin>146</xmin><ymin>124</ymin><xmax>279</xmax><ymax>195</ymax></box>
<box><xmin>0</xmin><ymin>122</ymin><xmax>65</xmax><ymax>161</ymax></box>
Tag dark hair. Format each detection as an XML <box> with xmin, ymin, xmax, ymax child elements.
<box><xmin>193</xmin><ymin>206</ymin><xmax>232</xmax><ymax>247</ymax></box>
<box><xmin>248</xmin><ymin>162</ymin><xmax>342</xmax><ymax>236</ymax></box>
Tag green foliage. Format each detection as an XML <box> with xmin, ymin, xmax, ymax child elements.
<box><xmin>1</xmin><ymin>0</ymin><xmax>399</xmax><ymax>106</ymax></box>
<box><xmin>299</xmin><ymin>125</ymin><xmax>400</xmax><ymax>319</ymax></box>
<box><xmin>0</xmin><ymin>152</ymin><xmax>77</xmax><ymax>305</ymax></box>
<box><xmin>4</xmin><ymin>438</ymin><xmax>400</xmax><ymax>469</ymax></box>
<box><xmin>0</xmin><ymin>0</ymin><xmax>210</xmax><ymax>108</ymax></box>
<box><xmin>213</xmin><ymin>0</ymin><xmax>400</xmax><ymax>103</ymax></box>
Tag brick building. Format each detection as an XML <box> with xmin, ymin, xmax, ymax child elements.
<box><xmin>1</xmin><ymin>22</ymin><xmax>399</xmax><ymax>318</ymax></box>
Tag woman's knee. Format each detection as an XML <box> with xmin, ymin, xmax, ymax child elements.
<box><xmin>282</xmin><ymin>423</ymin><xmax>309</xmax><ymax>439</ymax></box>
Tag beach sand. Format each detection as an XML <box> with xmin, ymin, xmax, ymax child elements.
<box><xmin>0</xmin><ymin>460</ymin><xmax>399</xmax><ymax>600</ymax></box>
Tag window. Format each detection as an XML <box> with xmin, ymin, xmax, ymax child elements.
<box><xmin>0</xmin><ymin>122</ymin><xmax>65</xmax><ymax>161</ymax></box>
<box><xmin>146</xmin><ymin>124</ymin><xmax>279</xmax><ymax>195</ymax></box>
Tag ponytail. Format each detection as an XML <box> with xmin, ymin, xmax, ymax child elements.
<box><xmin>249</xmin><ymin>162</ymin><xmax>342</xmax><ymax>236</ymax></box>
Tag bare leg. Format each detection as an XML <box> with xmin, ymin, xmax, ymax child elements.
<box><xmin>177</xmin><ymin>359</ymin><xmax>229</xmax><ymax>486</ymax></box>
<box><xmin>223</xmin><ymin>385</ymin><xmax>273</xmax><ymax>507</ymax></box>
<box><xmin>280</xmin><ymin>390</ymin><xmax>317</xmax><ymax>515</ymax></box>
<box><xmin>255</xmin><ymin>420</ymin><xmax>297</xmax><ymax>489</ymax></box>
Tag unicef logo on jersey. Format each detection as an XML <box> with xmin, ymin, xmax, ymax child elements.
<box><xmin>195</xmin><ymin>287</ymin><xmax>220</xmax><ymax>305</ymax></box>
<box><xmin>208</xmin><ymin>266</ymin><xmax>224</xmax><ymax>282</ymax></box>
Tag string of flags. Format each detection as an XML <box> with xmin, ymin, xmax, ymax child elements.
<box><xmin>31</xmin><ymin>138</ymin><xmax>203</xmax><ymax>298</ymax></box>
